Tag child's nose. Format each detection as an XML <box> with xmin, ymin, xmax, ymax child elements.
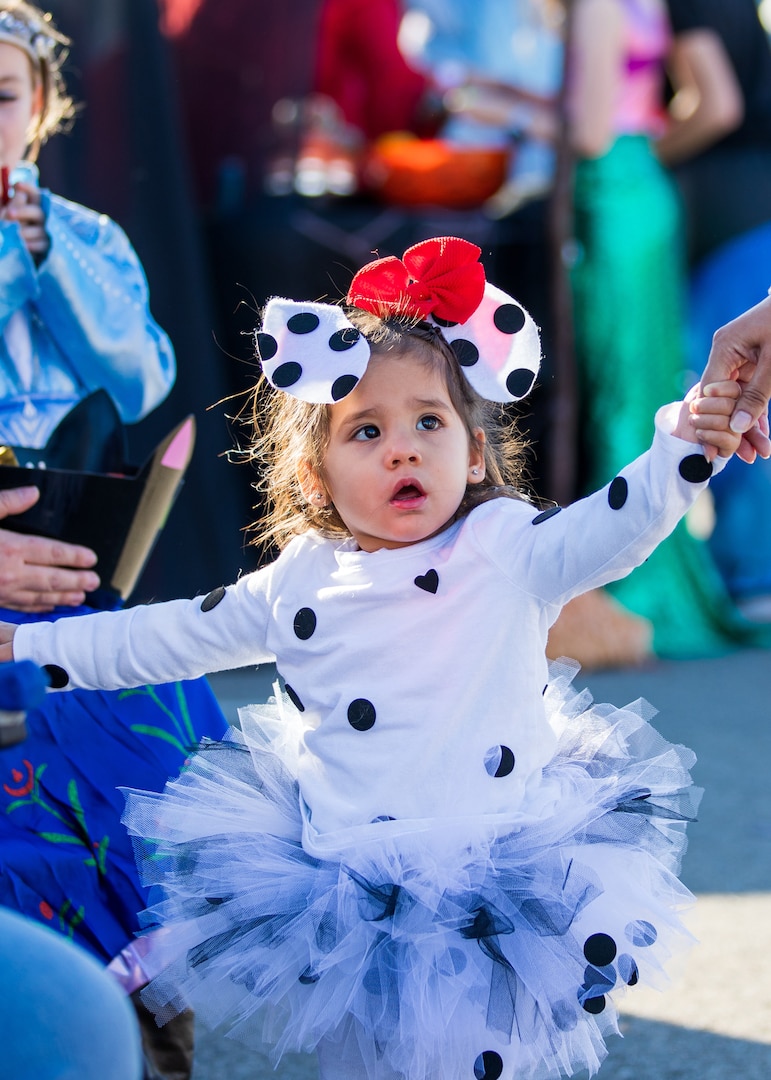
<box><xmin>386</xmin><ymin>429</ymin><xmax>421</xmax><ymax>466</ymax></box>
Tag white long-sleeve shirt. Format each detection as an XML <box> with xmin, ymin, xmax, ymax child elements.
<box><xmin>14</xmin><ymin>410</ymin><xmax>723</xmax><ymax>849</ymax></box>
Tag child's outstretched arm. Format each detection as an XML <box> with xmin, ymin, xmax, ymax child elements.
<box><xmin>670</xmin><ymin>380</ymin><xmax>743</xmax><ymax>461</ymax></box>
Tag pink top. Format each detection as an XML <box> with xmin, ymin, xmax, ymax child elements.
<box><xmin>613</xmin><ymin>0</ymin><xmax>670</xmax><ymax>136</ymax></box>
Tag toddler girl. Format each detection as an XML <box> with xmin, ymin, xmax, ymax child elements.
<box><xmin>1</xmin><ymin>236</ymin><xmax>742</xmax><ymax>1080</ymax></box>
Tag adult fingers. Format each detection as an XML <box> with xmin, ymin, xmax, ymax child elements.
<box><xmin>0</xmin><ymin>485</ymin><xmax>40</xmax><ymax>519</ymax></box>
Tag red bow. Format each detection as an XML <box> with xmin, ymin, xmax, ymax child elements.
<box><xmin>347</xmin><ymin>237</ymin><xmax>486</xmax><ymax>324</ymax></box>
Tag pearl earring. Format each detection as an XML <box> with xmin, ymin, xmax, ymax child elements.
<box><xmin>471</xmin><ymin>468</ymin><xmax>479</xmax><ymax>475</ymax></box>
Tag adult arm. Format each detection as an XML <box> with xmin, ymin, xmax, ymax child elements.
<box><xmin>568</xmin><ymin>0</ymin><xmax>625</xmax><ymax>158</ymax></box>
<box><xmin>657</xmin><ymin>28</ymin><xmax>744</xmax><ymax>166</ymax></box>
<box><xmin>0</xmin><ymin>487</ymin><xmax>100</xmax><ymax>613</ymax></box>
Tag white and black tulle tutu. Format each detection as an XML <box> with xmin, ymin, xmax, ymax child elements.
<box><xmin>122</xmin><ymin>661</ymin><xmax>700</xmax><ymax>1080</ymax></box>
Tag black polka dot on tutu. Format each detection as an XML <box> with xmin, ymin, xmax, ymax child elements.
<box><xmin>608</xmin><ymin>476</ymin><xmax>628</xmax><ymax>510</ymax></box>
<box><xmin>298</xmin><ymin>966</ymin><xmax>320</xmax><ymax>984</ymax></box>
<box><xmin>255</xmin><ymin>332</ymin><xmax>277</xmax><ymax>361</ymax></box>
<box><xmin>532</xmin><ymin>506</ymin><xmax>562</xmax><ymax>524</ymax></box>
<box><xmin>506</xmin><ymin>368</ymin><xmax>536</xmax><ymax>398</ymax></box>
<box><xmin>583</xmin><ymin>964</ymin><xmax>616</xmax><ymax>993</ymax></box>
<box><xmin>584</xmin><ymin>933</ymin><xmax>617</xmax><ymax>967</ymax></box>
<box><xmin>494</xmin><ymin>303</ymin><xmax>526</xmax><ymax>335</ymax></box>
<box><xmin>581</xmin><ymin>994</ymin><xmax>606</xmax><ymax>1015</ymax></box>
<box><xmin>617</xmin><ymin>954</ymin><xmax>639</xmax><ymax>986</ymax></box>
<box><xmin>474</xmin><ymin>1051</ymin><xmax>503</xmax><ymax>1080</ymax></box>
<box><xmin>679</xmin><ymin>454</ymin><xmax>713</xmax><ymax>483</ymax></box>
<box><xmin>551</xmin><ymin>999</ymin><xmax>578</xmax><ymax>1032</ymax></box>
<box><xmin>625</xmin><ymin>919</ymin><xmax>657</xmax><ymax>947</ymax></box>
<box><xmin>451</xmin><ymin>339</ymin><xmax>479</xmax><ymax>367</ymax></box>
<box><xmin>293</xmin><ymin>607</ymin><xmax>317</xmax><ymax>639</ymax></box>
<box><xmin>414</xmin><ymin>569</ymin><xmax>439</xmax><ymax>594</ymax></box>
<box><xmin>484</xmin><ymin>745</ymin><xmax>515</xmax><ymax>778</ymax></box>
<box><xmin>329</xmin><ymin>327</ymin><xmax>361</xmax><ymax>352</ymax></box>
<box><xmin>284</xmin><ymin>684</ymin><xmax>305</xmax><ymax>712</ymax></box>
<box><xmin>348</xmin><ymin>698</ymin><xmax>376</xmax><ymax>731</ymax></box>
<box><xmin>200</xmin><ymin>586</ymin><xmax>226</xmax><ymax>612</ymax></box>
<box><xmin>44</xmin><ymin>664</ymin><xmax>69</xmax><ymax>689</ymax></box>
<box><xmin>331</xmin><ymin>374</ymin><xmax>359</xmax><ymax>400</ymax></box>
<box><xmin>272</xmin><ymin>361</ymin><xmax>303</xmax><ymax>388</ymax></box>
<box><xmin>287</xmin><ymin>312</ymin><xmax>320</xmax><ymax>334</ymax></box>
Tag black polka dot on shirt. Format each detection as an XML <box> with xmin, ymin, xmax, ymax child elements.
<box><xmin>200</xmin><ymin>586</ymin><xmax>226</xmax><ymax>612</ymax></box>
<box><xmin>474</xmin><ymin>1051</ymin><xmax>503</xmax><ymax>1080</ymax></box>
<box><xmin>287</xmin><ymin>312</ymin><xmax>320</xmax><ymax>334</ymax></box>
<box><xmin>679</xmin><ymin>454</ymin><xmax>713</xmax><ymax>483</ymax></box>
<box><xmin>608</xmin><ymin>476</ymin><xmax>628</xmax><ymax>510</ymax></box>
<box><xmin>284</xmin><ymin>684</ymin><xmax>305</xmax><ymax>712</ymax></box>
<box><xmin>451</xmin><ymin>339</ymin><xmax>479</xmax><ymax>367</ymax></box>
<box><xmin>494</xmin><ymin>303</ymin><xmax>526</xmax><ymax>334</ymax></box>
<box><xmin>293</xmin><ymin>607</ymin><xmax>317</xmax><ymax>639</ymax></box>
<box><xmin>348</xmin><ymin>699</ymin><xmax>376</xmax><ymax>731</ymax></box>
<box><xmin>532</xmin><ymin>506</ymin><xmax>562</xmax><ymax>524</ymax></box>
<box><xmin>44</xmin><ymin>664</ymin><xmax>69</xmax><ymax>689</ymax></box>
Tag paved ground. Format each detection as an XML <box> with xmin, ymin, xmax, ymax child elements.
<box><xmin>193</xmin><ymin>647</ymin><xmax>771</xmax><ymax>1079</ymax></box>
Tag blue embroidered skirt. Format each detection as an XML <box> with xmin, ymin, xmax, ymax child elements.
<box><xmin>0</xmin><ymin>604</ymin><xmax>228</xmax><ymax>966</ymax></box>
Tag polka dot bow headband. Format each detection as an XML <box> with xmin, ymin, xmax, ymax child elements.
<box><xmin>255</xmin><ymin>236</ymin><xmax>541</xmax><ymax>404</ymax></box>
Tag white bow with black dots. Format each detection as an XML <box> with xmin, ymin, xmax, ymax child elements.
<box><xmin>255</xmin><ymin>284</ymin><xmax>541</xmax><ymax>405</ymax></box>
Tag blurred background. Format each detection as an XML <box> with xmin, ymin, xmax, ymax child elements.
<box><xmin>35</xmin><ymin>1</ymin><xmax>771</xmax><ymax>644</ymax></box>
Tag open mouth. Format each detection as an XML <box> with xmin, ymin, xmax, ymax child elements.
<box><xmin>390</xmin><ymin>479</ymin><xmax>426</xmax><ymax>505</ymax></box>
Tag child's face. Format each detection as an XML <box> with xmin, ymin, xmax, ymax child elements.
<box><xmin>0</xmin><ymin>41</ymin><xmax>41</xmax><ymax>169</ymax></box>
<box><xmin>320</xmin><ymin>348</ymin><xmax>485</xmax><ymax>552</ymax></box>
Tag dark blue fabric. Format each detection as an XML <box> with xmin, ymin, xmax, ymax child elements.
<box><xmin>0</xmin><ymin>603</ymin><xmax>228</xmax><ymax>964</ymax></box>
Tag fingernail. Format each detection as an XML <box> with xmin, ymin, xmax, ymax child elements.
<box><xmin>730</xmin><ymin>411</ymin><xmax>753</xmax><ymax>434</ymax></box>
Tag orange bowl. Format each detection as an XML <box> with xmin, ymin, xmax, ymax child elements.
<box><xmin>363</xmin><ymin>136</ymin><xmax>510</xmax><ymax>209</ymax></box>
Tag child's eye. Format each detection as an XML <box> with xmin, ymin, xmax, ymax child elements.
<box><xmin>353</xmin><ymin>424</ymin><xmax>380</xmax><ymax>441</ymax></box>
<box><xmin>417</xmin><ymin>415</ymin><xmax>441</xmax><ymax>431</ymax></box>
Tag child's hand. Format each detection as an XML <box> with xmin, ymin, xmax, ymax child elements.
<box><xmin>0</xmin><ymin>623</ymin><xmax>18</xmax><ymax>664</ymax></box>
<box><xmin>2</xmin><ymin>182</ymin><xmax>50</xmax><ymax>260</ymax></box>
<box><xmin>674</xmin><ymin>381</ymin><xmax>743</xmax><ymax>461</ymax></box>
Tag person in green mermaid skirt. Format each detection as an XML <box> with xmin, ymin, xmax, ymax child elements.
<box><xmin>567</xmin><ymin>0</ymin><xmax>771</xmax><ymax>656</ymax></box>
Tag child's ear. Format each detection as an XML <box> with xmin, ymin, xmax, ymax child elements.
<box><xmin>468</xmin><ymin>428</ymin><xmax>486</xmax><ymax>484</ymax></box>
<box><xmin>297</xmin><ymin>460</ymin><xmax>329</xmax><ymax>507</ymax></box>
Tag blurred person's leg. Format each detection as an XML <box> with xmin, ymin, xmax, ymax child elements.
<box><xmin>0</xmin><ymin>906</ymin><xmax>142</xmax><ymax>1080</ymax></box>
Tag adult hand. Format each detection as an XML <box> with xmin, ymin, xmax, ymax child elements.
<box><xmin>0</xmin><ymin>486</ymin><xmax>100</xmax><ymax>612</ymax></box>
<box><xmin>698</xmin><ymin>296</ymin><xmax>771</xmax><ymax>462</ymax></box>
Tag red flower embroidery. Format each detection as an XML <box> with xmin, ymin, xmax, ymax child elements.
<box><xmin>4</xmin><ymin>759</ymin><xmax>34</xmax><ymax>797</ymax></box>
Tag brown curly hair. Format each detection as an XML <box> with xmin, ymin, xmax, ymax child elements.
<box><xmin>247</xmin><ymin>309</ymin><xmax>533</xmax><ymax>553</ymax></box>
